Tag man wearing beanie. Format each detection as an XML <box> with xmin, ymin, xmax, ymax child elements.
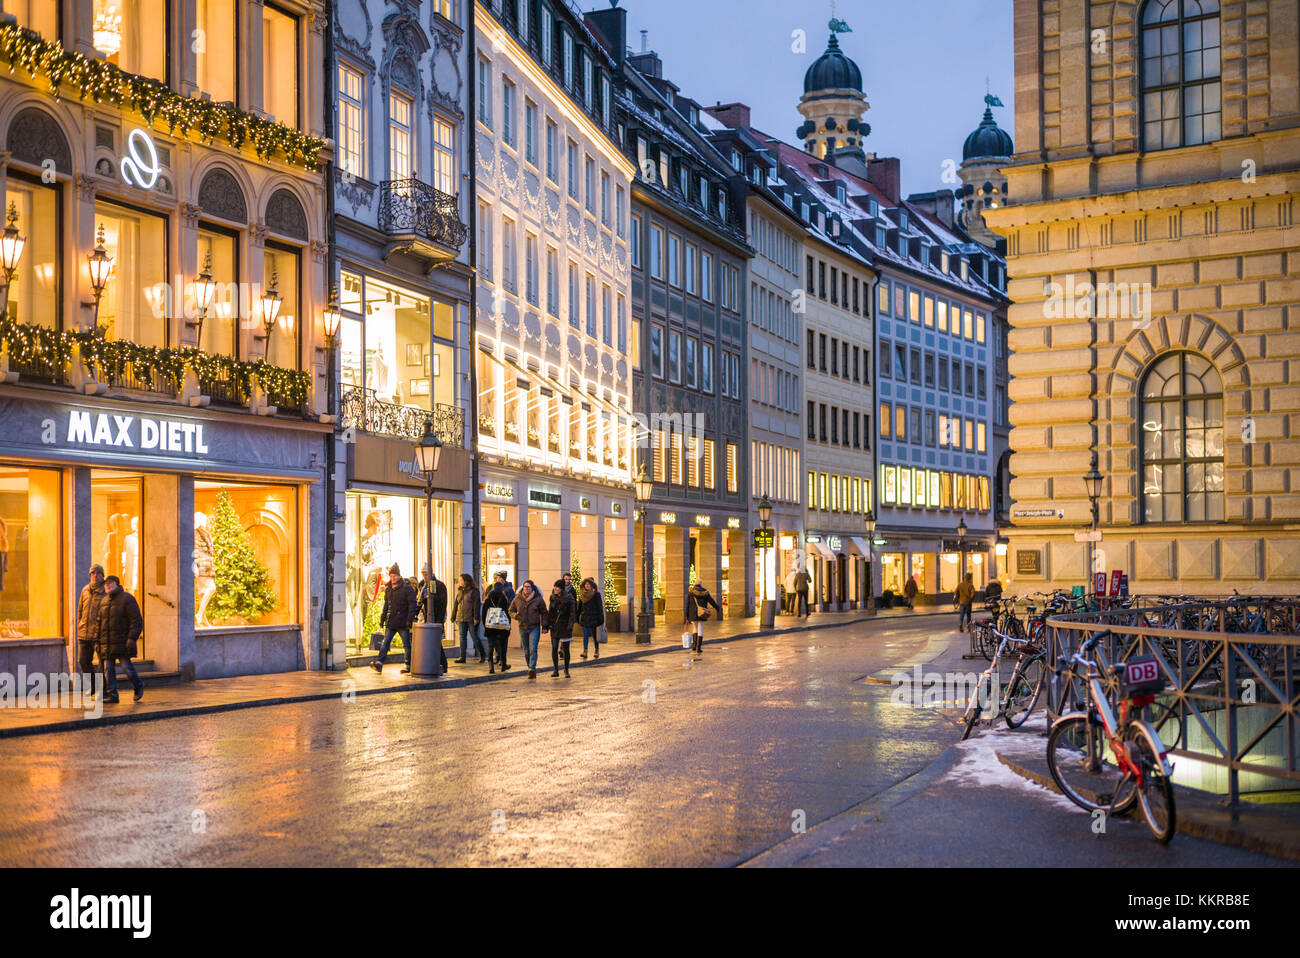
<box><xmin>372</xmin><ymin>564</ymin><xmax>417</xmax><ymax>673</ymax></box>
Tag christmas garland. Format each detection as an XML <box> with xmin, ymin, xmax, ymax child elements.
<box><xmin>0</xmin><ymin>314</ymin><xmax>310</xmax><ymax>410</ymax></box>
<box><xmin>0</xmin><ymin>24</ymin><xmax>324</xmax><ymax>169</ymax></box>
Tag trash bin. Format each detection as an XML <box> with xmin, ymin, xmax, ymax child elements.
<box><xmin>409</xmin><ymin>623</ymin><xmax>444</xmax><ymax>677</ymax></box>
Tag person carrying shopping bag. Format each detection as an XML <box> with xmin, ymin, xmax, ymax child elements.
<box><xmin>684</xmin><ymin>580</ymin><xmax>722</xmax><ymax>655</ymax></box>
<box><xmin>482</xmin><ymin>579</ymin><xmax>512</xmax><ymax>673</ymax></box>
<box><xmin>576</xmin><ymin>576</ymin><xmax>605</xmax><ymax>659</ymax></box>
<box><xmin>509</xmin><ymin>579</ymin><xmax>549</xmax><ymax>679</ymax></box>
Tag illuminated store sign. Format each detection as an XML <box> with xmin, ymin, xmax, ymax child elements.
<box><xmin>528</xmin><ymin>487</ymin><xmax>562</xmax><ymax>509</ymax></box>
<box><xmin>59</xmin><ymin>410</ymin><xmax>209</xmax><ymax>454</ymax></box>
<box><xmin>660</xmin><ymin>511</ymin><xmax>677</xmax><ymax>524</ymax></box>
<box><xmin>483</xmin><ymin>482</ymin><xmax>515</xmax><ymax>502</ymax></box>
<box><xmin>726</xmin><ymin>517</ymin><xmax>741</xmax><ymax>529</ymax></box>
<box><xmin>694</xmin><ymin>515</ymin><xmax>711</xmax><ymax>527</ymax></box>
<box><xmin>120</xmin><ymin>128</ymin><xmax>161</xmax><ymax>190</ymax></box>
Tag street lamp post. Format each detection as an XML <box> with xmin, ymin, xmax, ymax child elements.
<box><xmin>259</xmin><ymin>268</ymin><xmax>282</xmax><ymax>361</ymax></box>
<box><xmin>957</xmin><ymin>516</ymin><xmax>969</xmax><ymax>581</ymax></box>
<box><xmin>758</xmin><ymin>494</ymin><xmax>774</xmax><ymax>629</ymax></box>
<box><xmin>0</xmin><ymin>202</ymin><xmax>27</xmax><ymax>315</ymax></box>
<box><xmin>411</xmin><ymin>418</ymin><xmax>443</xmax><ymax>676</ymax></box>
<box><xmin>320</xmin><ymin>291</ymin><xmax>343</xmax><ymax>670</ymax></box>
<box><xmin>87</xmin><ymin>224</ymin><xmax>113</xmax><ymax>332</ymax></box>
<box><xmin>634</xmin><ymin>466</ymin><xmax>654</xmax><ymax>644</ymax></box>
<box><xmin>864</xmin><ymin>510</ymin><xmax>876</xmax><ymax>615</ymax></box>
<box><xmin>1083</xmin><ymin>455</ymin><xmax>1103</xmax><ymax>591</ymax></box>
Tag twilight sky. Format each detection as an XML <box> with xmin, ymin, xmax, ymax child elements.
<box><xmin>605</xmin><ymin>0</ymin><xmax>1015</xmax><ymax>196</ymax></box>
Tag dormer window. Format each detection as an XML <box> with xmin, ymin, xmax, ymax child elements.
<box><xmin>731</xmin><ymin>150</ymin><xmax>742</xmax><ymax>172</ymax></box>
<box><xmin>941</xmin><ymin>251</ymin><xmax>950</xmax><ymax>273</ymax></box>
<box><xmin>868</xmin><ymin>197</ymin><xmax>878</xmax><ymax>217</ymax></box>
<box><xmin>960</xmin><ymin>259</ymin><xmax>969</xmax><ymax>281</ymax></box>
<box><xmin>897</xmin><ymin>211</ymin><xmax>908</xmax><ymax>231</ymax></box>
<box><xmin>835</xmin><ymin>182</ymin><xmax>847</xmax><ymax>203</ymax></box>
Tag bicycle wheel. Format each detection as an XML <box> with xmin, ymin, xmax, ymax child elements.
<box><xmin>1004</xmin><ymin>656</ymin><xmax>1046</xmax><ymax>729</ymax></box>
<box><xmin>979</xmin><ymin>624</ymin><xmax>999</xmax><ymax>661</ymax></box>
<box><xmin>961</xmin><ymin>673</ymin><xmax>991</xmax><ymax>741</ymax></box>
<box><xmin>1046</xmin><ymin>714</ymin><xmax>1138</xmax><ymax>813</ymax></box>
<box><xmin>1127</xmin><ymin>722</ymin><xmax>1176</xmax><ymax>843</ymax></box>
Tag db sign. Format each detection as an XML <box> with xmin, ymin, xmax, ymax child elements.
<box><xmin>1125</xmin><ymin>658</ymin><xmax>1159</xmax><ymax>686</ymax></box>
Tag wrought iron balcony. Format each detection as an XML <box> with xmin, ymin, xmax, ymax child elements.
<box><xmin>378</xmin><ymin>177</ymin><xmax>468</xmax><ymax>263</ymax></box>
<box><xmin>342</xmin><ymin>385</ymin><xmax>465</xmax><ymax>448</ymax></box>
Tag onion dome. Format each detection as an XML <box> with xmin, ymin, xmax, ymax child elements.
<box><xmin>962</xmin><ymin>106</ymin><xmax>1013</xmax><ymax>161</ymax></box>
<box><xmin>803</xmin><ymin>33</ymin><xmax>862</xmax><ymax>93</ymax></box>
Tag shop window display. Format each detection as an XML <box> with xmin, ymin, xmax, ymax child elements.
<box><xmin>344</xmin><ymin>492</ymin><xmax>461</xmax><ymax>654</ymax></box>
<box><xmin>0</xmin><ymin>466</ymin><xmax>61</xmax><ymax>639</ymax></box>
<box><xmin>193</xmin><ymin>480</ymin><xmax>298</xmax><ymax>628</ymax></box>
<box><xmin>91</xmin><ymin>472</ymin><xmax>144</xmax><ymax>652</ymax></box>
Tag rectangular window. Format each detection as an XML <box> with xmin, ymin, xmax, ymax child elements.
<box><xmin>952</xmin><ymin>359</ymin><xmax>962</xmax><ymax>394</ymax></box>
<box><xmin>965</xmin><ymin>363</ymin><xmax>975</xmax><ymax>397</ymax></box>
<box><xmin>432</xmin><ymin>116</ymin><xmax>455</xmax><ymax>196</ymax></box>
<box><xmin>616</xmin><ymin>185</ymin><xmax>625</xmax><ymax>236</ymax></box>
<box><xmin>704</xmin><ymin>440</ymin><xmax>716</xmax><ymax>489</ymax></box>
<box><xmin>685</xmin><ymin>336</ymin><xmax>698</xmax><ymax>389</ymax></box>
<box><xmin>651</xmin><ymin>324</ymin><xmax>664</xmax><ymax>378</ymax></box>
<box><xmin>978</xmin><ymin>422</ymin><xmax>987</xmax><ymax>453</ymax></box>
<box><xmin>601</xmin><ymin>284</ymin><xmax>612</xmax><ymax>345</ymax></box>
<box><xmin>562</xmin><ymin>29</ymin><xmax>574</xmax><ymax>88</ymax></box>
<box><xmin>649</xmin><ymin>225</ymin><xmax>664</xmax><ymax>280</ymax></box>
<box><xmin>924</xmin><ymin>353</ymin><xmax>935</xmax><ymax>388</ymax></box>
<box><xmin>700</xmin><ymin>251</ymin><xmax>714</xmax><ymax>301</ymax></box>
<box><xmin>671</xmin><ymin>431</ymin><xmax>683</xmax><ymax>485</ymax></box>
<box><xmin>262</xmin><ymin>4</ymin><xmax>298</xmax><ymax>127</ymax></box>
<box><xmin>668</xmin><ymin>330</ymin><xmax>681</xmax><ymax>383</ymax></box>
<box><xmin>95</xmin><ymin>199</ymin><xmax>168</xmax><ymax>349</ymax></box>
<box><xmin>939</xmin><ymin>414</ymin><xmax>950</xmax><ymax>447</ymax></box>
<box><xmin>263</xmin><ymin>244</ymin><xmax>300</xmax><ymax>368</ymax></box>
<box><xmin>567</xmin><ymin>262</ymin><xmax>579</xmax><ymax>328</ymax></box>
<box><xmin>585</xmin><ymin>155</ymin><xmax>596</xmax><ymax>212</ymax></box>
<box><xmin>830</xmin><ymin>337</ymin><xmax>839</xmax><ymax>376</ymax></box>
<box><xmin>546</xmin><ymin>247</ymin><xmax>559</xmax><ymax>316</ymax></box>
<box><xmin>878</xmin><ymin>279</ymin><xmax>890</xmax><ymax>315</ymax></box>
<box><xmin>924</xmin><ymin>294</ymin><xmax>934</xmax><ymax>328</ymax></box>
<box><xmin>195</xmin><ymin>479</ymin><xmax>298</xmax><ymax>626</ymax></box>
<box><xmin>524</xmin><ymin>99</ymin><xmax>538</xmax><ymax>165</ymax></box>
<box><xmin>910</xmin><ymin>407</ymin><xmax>922</xmax><ymax>446</ymax></box>
<box><xmin>337</xmin><ymin>62</ymin><xmax>365</xmax><ymax>179</ymax></box>
<box><xmin>585</xmin><ymin>274</ymin><xmax>596</xmax><ymax>337</ymax></box>
<box><xmin>895</xmin><ymin>405</ymin><xmax>907</xmax><ymax>441</ymax></box>
<box><xmin>937</xmin><ymin>299</ymin><xmax>948</xmax><ymax>332</ymax></box>
<box><xmin>727</xmin><ymin>444</ymin><xmax>738</xmax><ymax>493</ymax></box>
<box><xmin>701</xmin><ymin>342</ymin><xmax>714</xmax><ymax>393</ymax></box>
<box><xmin>894</xmin><ymin>284</ymin><xmax>904</xmax><ymax>318</ymax></box>
<box><xmin>540</xmin><ymin>5</ymin><xmax>553</xmax><ymax>66</ymax></box>
<box><xmin>501</xmin><ymin>78</ymin><xmax>515</xmax><ymax>146</ymax></box>
<box><xmin>965</xmin><ymin>419</ymin><xmax>975</xmax><ymax>451</ymax></box>
<box><xmin>909</xmin><ymin>288</ymin><xmax>920</xmax><ymax>322</ymax></box>
<box><xmin>653</xmin><ymin>429</ymin><xmax>666</xmax><ymax>482</ymax></box>
<box><xmin>477</xmin><ymin>56</ymin><xmax>491</xmax><ymax>126</ymax></box>
<box><xmin>388</xmin><ymin>91</ymin><xmax>413</xmax><ymax>180</ymax></box>
<box><xmin>545</xmin><ymin>118</ymin><xmax>558</xmax><ymax>180</ymax></box>
<box><xmin>684</xmin><ymin>243</ymin><xmax>697</xmax><ymax>294</ymax></box>
<box><xmin>197</xmin><ymin>227</ymin><xmax>238</xmax><ymax>358</ymax></box>
<box><xmin>501</xmin><ymin>217</ymin><xmax>516</xmax><ymax>293</ymax></box>
<box><xmin>667</xmin><ymin>234</ymin><xmax>680</xmax><ymax>287</ymax></box>
<box><xmin>818</xmin><ymin>261</ymin><xmax>827</xmax><ymax>299</ymax></box>
<box><xmin>688</xmin><ymin>435</ymin><xmax>700</xmax><ymax>487</ymax></box>
<box><xmin>964</xmin><ymin>308</ymin><xmax>974</xmax><ymax>340</ymax></box>
<box><xmin>938</xmin><ymin>357</ymin><xmax>949</xmax><ymax>391</ymax></box>
<box><xmin>894</xmin><ymin>344</ymin><xmax>906</xmax><ymax>379</ymax></box>
<box><xmin>807</xmin><ymin>401</ymin><xmax>816</xmax><ymax>440</ymax></box>
<box><xmin>477</xmin><ymin>201</ymin><xmax>492</xmax><ymax>279</ymax></box>
<box><xmin>567</xmin><ymin>139</ymin><xmax>579</xmax><ymax>197</ymax></box>
<box><xmin>630</xmin><ymin>213</ymin><xmax>641</xmax><ymax>268</ymax></box>
<box><xmin>830</xmin><ymin>266</ymin><xmax>838</xmax><ymax>305</ymax></box>
<box><xmin>600</xmin><ymin>171</ymin><xmax>610</xmax><ymax>225</ymax></box>
<box><xmin>909</xmin><ymin>348</ymin><xmax>921</xmax><ymax>385</ymax></box>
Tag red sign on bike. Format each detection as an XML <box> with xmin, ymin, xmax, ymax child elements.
<box><xmin>1109</xmin><ymin>570</ymin><xmax>1123</xmax><ymax>596</ymax></box>
<box><xmin>1126</xmin><ymin>658</ymin><xmax>1159</xmax><ymax>686</ymax></box>
<box><xmin>1094</xmin><ymin>572</ymin><xmax>1106</xmax><ymax>595</ymax></box>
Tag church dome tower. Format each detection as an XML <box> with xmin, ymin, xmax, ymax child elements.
<box><xmin>958</xmin><ymin>96</ymin><xmax>1013</xmax><ymax>248</ymax></box>
<box><xmin>796</xmin><ymin>25</ymin><xmax>869</xmax><ymax>161</ymax></box>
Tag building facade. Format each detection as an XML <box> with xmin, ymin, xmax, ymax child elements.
<box><xmin>0</xmin><ymin>2</ymin><xmax>333</xmax><ymax>679</ymax></box>
<box><xmin>987</xmin><ymin>0</ymin><xmax>1300</xmax><ymax>596</ymax></box>
<box><xmin>585</xmin><ymin>10</ymin><xmax>753</xmax><ymax>624</ymax></box>
<box><xmin>328</xmin><ymin>0</ymin><xmax>473</xmax><ymax>661</ymax></box>
<box><xmin>472</xmin><ymin>0</ymin><xmax>637</xmax><ymax>622</ymax></box>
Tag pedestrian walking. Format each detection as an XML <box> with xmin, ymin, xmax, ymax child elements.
<box><xmin>547</xmin><ymin>579</ymin><xmax>576</xmax><ymax>677</ymax></box>
<box><xmin>452</xmin><ymin>573</ymin><xmax>486</xmax><ymax>665</ymax></box>
<box><xmin>903</xmin><ymin>575</ymin><xmax>918</xmax><ymax>610</ymax></box>
<box><xmin>492</xmin><ymin>570</ymin><xmax>515</xmax><ymax>604</ymax></box>
<box><xmin>416</xmin><ymin>563</ymin><xmax>449</xmax><ymax>674</ymax></box>
<box><xmin>955</xmin><ymin>572</ymin><xmax>976</xmax><ymax>632</ymax></box>
<box><xmin>371</xmin><ymin>564</ymin><xmax>417</xmax><ymax>673</ymax></box>
<box><xmin>794</xmin><ymin>566</ymin><xmax>811</xmax><ymax>617</ymax></box>
<box><xmin>684</xmin><ymin>580</ymin><xmax>722</xmax><ymax>654</ymax></box>
<box><xmin>96</xmin><ymin>575</ymin><xmax>143</xmax><ymax>703</ymax></box>
<box><xmin>482</xmin><ymin>579</ymin><xmax>512</xmax><ymax>673</ymax></box>
<box><xmin>76</xmin><ymin>564</ymin><xmax>106</xmax><ymax>695</ymax></box>
<box><xmin>783</xmin><ymin>568</ymin><xmax>798</xmax><ymax>614</ymax></box>
<box><xmin>576</xmin><ymin>576</ymin><xmax>604</xmax><ymax>659</ymax></box>
<box><xmin>561</xmin><ymin>572</ymin><xmax>578</xmax><ymax>605</ymax></box>
<box><xmin>508</xmin><ymin>579</ymin><xmax>548</xmax><ymax>679</ymax></box>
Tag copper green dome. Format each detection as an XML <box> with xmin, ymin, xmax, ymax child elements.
<box><xmin>962</xmin><ymin>107</ymin><xmax>1013</xmax><ymax>161</ymax></box>
<box><xmin>803</xmin><ymin>33</ymin><xmax>862</xmax><ymax>93</ymax></box>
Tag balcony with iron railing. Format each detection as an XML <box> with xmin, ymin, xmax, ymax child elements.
<box><xmin>341</xmin><ymin>385</ymin><xmax>465</xmax><ymax>448</ymax></box>
<box><xmin>377</xmin><ymin>178</ymin><xmax>468</xmax><ymax>266</ymax></box>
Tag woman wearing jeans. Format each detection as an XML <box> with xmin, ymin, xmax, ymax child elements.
<box><xmin>577</xmin><ymin>577</ymin><xmax>604</xmax><ymax>659</ymax></box>
<box><xmin>508</xmin><ymin>580</ymin><xmax>548</xmax><ymax>679</ymax></box>
<box><xmin>452</xmin><ymin>574</ymin><xmax>485</xmax><ymax>663</ymax></box>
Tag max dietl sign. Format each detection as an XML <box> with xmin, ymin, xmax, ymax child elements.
<box><xmin>0</xmin><ymin>396</ymin><xmax>322</xmax><ymax>475</ymax></box>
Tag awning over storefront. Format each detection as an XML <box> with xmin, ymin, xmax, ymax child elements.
<box><xmin>848</xmin><ymin>536</ymin><xmax>871</xmax><ymax>557</ymax></box>
<box><xmin>807</xmin><ymin>540</ymin><xmax>835</xmax><ymax>560</ymax></box>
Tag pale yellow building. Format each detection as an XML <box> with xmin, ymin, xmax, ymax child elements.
<box><xmin>986</xmin><ymin>0</ymin><xmax>1300</xmax><ymax>595</ymax></box>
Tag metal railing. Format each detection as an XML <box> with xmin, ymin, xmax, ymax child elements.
<box><xmin>378</xmin><ymin>178</ymin><xmax>468</xmax><ymax>250</ymax></box>
<box><xmin>1045</xmin><ymin>597</ymin><xmax>1300</xmax><ymax>804</ymax></box>
<box><xmin>341</xmin><ymin>385</ymin><xmax>464</xmax><ymax>448</ymax></box>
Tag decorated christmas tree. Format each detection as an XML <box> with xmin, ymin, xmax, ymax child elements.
<box><xmin>207</xmin><ymin>489</ymin><xmax>278</xmax><ymax>623</ymax></box>
<box><xmin>603</xmin><ymin>554</ymin><xmax>620</xmax><ymax>613</ymax></box>
<box><xmin>570</xmin><ymin>552</ymin><xmax>582</xmax><ymax>586</ymax></box>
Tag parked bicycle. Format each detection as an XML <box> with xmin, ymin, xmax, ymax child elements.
<box><xmin>961</xmin><ymin>627</ymin><xmax>1048</xmax><ymax>740</ymax></box>
<box><xmin>1045</xmin><ymin>629</ymin><xmax>1176</xmax><ymax>843</ymax></box>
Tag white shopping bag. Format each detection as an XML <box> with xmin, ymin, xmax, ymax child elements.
<box><xmin>682</xmin><ymin>631</ymin><xmax>693</xmax><ymax>649</ymax></box>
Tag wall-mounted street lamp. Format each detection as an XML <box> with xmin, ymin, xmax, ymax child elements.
<box><xmin>0</xmin><ymin>202</ymin><xmax>27</xmax><ymax>314</ymax></box>
<box><xmin>193</xmin><ymin>251</ymin><xmax>217</xmax><ymax>349</ymax></box>
<box><xmin>87</xmin><ymin>224</ymin><xmax>113</xmax><ymax>332</ymax></box>
<box><xmin>259</xmin><ymin>268</ymin><xmax>282</xmax><ymax>361</ymax></box>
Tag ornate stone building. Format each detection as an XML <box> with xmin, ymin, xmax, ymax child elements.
<box><xmin>986</xmin><ymin>0</ymin><xmax>1300</xmax><ymax>595</ymax></box>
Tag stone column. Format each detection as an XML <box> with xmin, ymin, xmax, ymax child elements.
<box><xmin>730</xmin><ymin>528</ymin><xmax>754</xmax><ymax>619</ymax></box>
<box><xmin>696</xmin><ymin>528</ymin><xmax>723</xmax><ymax>603</ymax></box>
<box><xmin>67</xmin><ymin>468</ymin><xmax>93</xmax><ymax>673</ymax></box>
<box><xmin>661</xmin><ymin>524</ymin><xmax>690</xmax><ymax>622</ymax></box>
<box><xmin>177</xmin><ymin>475</ymin><xmax>197</xmax><ymax>681</ymax></box>
<box><xmin>142</xmin><ymin>473</ymin><xmax>181</xmax><ymax>674</ymax></box>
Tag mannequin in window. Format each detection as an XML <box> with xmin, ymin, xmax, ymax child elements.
<box><xmin>194</xmin><ymin>511</ymin><xmax>217</xmax><ymax>627</ymax></box>
<box><xmin>370</xmin><ymin>343</ymin><xmax>394</xmax><ymax>402</ymax></box>
<box><xmin>122</xmin><ymin>516</ymin><xmax>139</xmax><ymax>592</ymax></box>
<box><xmin>102</xmin><ymin>513</ymin><xmax>123</xmax><ymax>577</ymax></box>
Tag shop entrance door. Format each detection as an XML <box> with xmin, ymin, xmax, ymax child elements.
<box><xmin>91</xmin><ymin>472</ymin><xmax>145</xmax><ymax>660</ymax></box>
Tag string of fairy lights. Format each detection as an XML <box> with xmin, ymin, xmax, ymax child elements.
<box><xmin>0</xmin><ymin>313</ymin><xmax>312</xmax><ymax>409</ymax></box>
<box><xmin>0</xmin><ymin>24</ymin><xmax>325</xmax><ymax>168</ymax></box>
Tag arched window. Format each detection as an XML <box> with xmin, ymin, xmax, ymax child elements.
<box><xmin>1140</xmin><ymin>352</ymin><xmax>1224</xmax><ymax>522</ymax></box>
<box><xmin>1141</xmin><ymin>0</ymin><xmax>1221</xmax><ymax>151</ymax></box>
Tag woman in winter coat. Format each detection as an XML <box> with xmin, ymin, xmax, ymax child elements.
<box><xmin>576</xmin><ymin>577</ymin><xmax>605</xmax><ymax>659</ymax></box>
<box><xmin>684</xmin><ymin>580</ymin><xmax>722</xmax><ymax>654</ymax></box>
<box><xmin>547</xmin><ymin>579</ymin><xmax>576</xmax><ymax>678</ymax></box>
<box><xmin>452</xmin><ymin>574</ymin><xmax>486</xmax><ymax>665</ymax></box>
<box><xmin>508</xmin><ymin>579</ymin><xmax>549</xmax><ymax>679</ymax></box>
<box><xmin>482</xmin><ymin>580</ymin><xmax>513</xmax><ymax>673</ymax></box>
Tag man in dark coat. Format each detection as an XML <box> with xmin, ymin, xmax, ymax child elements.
<box><xmin>96</xmin><ymin>575</ymin><xmax>143</xmax><ymax>703</ymax></box>
<box><xmin>372</xmin><ymin>564</ymin><xmax>418</xmax><ymax>673</ymax></box>
<box><xmin>76</xmin><ymin>564</ymin><xmax>106</xmax><ymax>695</ymax></box>
<box><xmin>482</xmin><ymin>580</ymin><xmax>513</xmax><ymax>672</ymax></box>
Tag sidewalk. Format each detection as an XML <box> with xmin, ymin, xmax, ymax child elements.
<box><xmin>0</xmin><ymin>605</ymin><xmax>954</xmax><ymax>739</ymax></box>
